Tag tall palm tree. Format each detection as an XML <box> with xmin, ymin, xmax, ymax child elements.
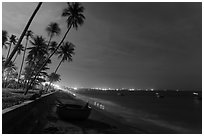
<box><xmin>17</xmin><ymin>30</ymin><xmax>33</xmax><ymax>84</ymax></box>
<box><xmin>49</xmin><ymin>41</ymin><xmax>58</xmax><ymax>53</ymax></box>
<box><xmin>24</xmin><ymin>35</ymin><xmax>49</xmax><ymax>90</ymax></box>
<box><xmin>25</xmin><ymin>35</ymin><xmax>47</xmax><ymax>78</ymax></box>
<box><xmin>12</xmin><ymin>43</ymin><xmax>24</xmax><ymax>63</ymax></box>
<box><xmin>55</xmin><ymin>42</ymin><xmax>75</xmax><ymax>73</ymax></box>
<box><xmin>46</xmin><ymin>22</ymin><xmax>61</xmax><ymax>48</ymax></box>
<box><xmin>26</xmin><ymin>35</ymin><xmax>48</xmax><ymax>63</ymax></box>
<box><xmin>46</xmin><ymin>41</ymin><xmax>75</xmax><ymax>91</ymax></box>
<box><xmin>24</xmin><ymin>56</ymin><xmax>51</xmax><ymax>90</ymax></box>
<box><xmin>4</xmin><ymin>2</ymin><xmax>42</xmax><ymax>68</ymax></box>
<box><xmin>25</xmin><ymin>2</ymin><xmax>85</xmax><ymax>95</ymax></box>
<box><xmin>2</xmin><ymin>30</ymin><xmax>8</xmax><ymax>49</ymax></box>
<box><xmin>62</xmin><ymin>2</ymin><xmax>86</xmax><ymax>29</ymax></box>
<box><xmin>6</xmin><ymin>35</ymin><xmax>17</xmax><ymax>60</ymax></box>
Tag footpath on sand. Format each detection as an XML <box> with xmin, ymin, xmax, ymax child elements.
<box><xmin>40</xmin><ymin>90</ymin><xmax>143</xmax><ymax>134</ymax></box>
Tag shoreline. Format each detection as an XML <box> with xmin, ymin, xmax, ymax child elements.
<box><xmin>67</xmin><ymin>90</ymin><xmax>202</xmax><ymax>134</ymax></box>
<box><xmin>40</xmin><ymin>90</ymin><xmax>142</xmax><ymax>134</ymax></box>
<box><xmin>3</xmin><ymin>89</ymin><xmax>201</xmax><ymax>134</ymax></box>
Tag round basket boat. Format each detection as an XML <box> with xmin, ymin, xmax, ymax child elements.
<box><xmin>56</xmin><ymin>103</ymin><xmax>91</xmax><ymax>121</ymax></box>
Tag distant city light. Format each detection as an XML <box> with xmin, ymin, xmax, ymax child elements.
<box><xmin>73</xmin><ymin>87</ymin><xmax>78</xmax><ymax>90</ymax></box>
<box><xmin>193</xmin><ymin>92</ymin><xmax>198</xmax><ymax>96</ymax></box>
<box><xmin>53</xmin><ymin>84</ymin><xmax>60</xmax><ymax>89</ymax></box>
<box><xmin>129</xmin><ymin>88</ymin><xmax>135</xmax><ymax>91</ymax></box>
<box><xmin>150</xmin><ymin>89</ymin><xmax>154</xmax><ymax>91</ymax></box>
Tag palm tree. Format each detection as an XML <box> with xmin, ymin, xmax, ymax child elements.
<box><xmin>55</xmin><ymin>41</ymin><xmax>75</xmax><ymax>73</ymax></box>
<box><xmin>6</xmin><ymin>34</ymin><xmax>17</xmax><ymax>60</ymax></box>
<box><xmin>49</xmin><ymin>41</ymin><xmax>58</xmax><ymax>53</ymax></box>
<box><xmin>48</xmin><ymin>73</ymin><xmax>61</xmax><ymax>83</ymax></box>
<box><xmin>46</xmin><ymin>22</ymin><xmax>61</xmax><ymax>48</ymax></box>
<box><xmin>25</xmin><ymin>2</ymin><xmax>85</xmax><ymax>95</ymax></box>
<box><xmin>22</xmin><ymin>65</ymin><xmax>34</xmax><ymax>88</ymax></box>
<box><xmin>12</xmin><ymin>43</ymin><xmax>24</xmax><ymax>63</ymax></box>
<box><xmin>17</xmin><ymin>30</ymin><xmax>33</xmax><ymax>85</ymax></box>
<box><xmin>46</xmin><ymin>41</ymin><xmax>75</xmax><ymax>91</ymax></box>
<box><xmin>62</xmin><ymin>2</ymin><xmax>86</xmax><ymax>29</ymax></box>
<box><xmin>2</xmin><ymin>61</ymin><xmax>17</xmax><ymax>88</ymax></box>
<box><xmin>24</xmin><ymin>56</ymin><xmax>51</xmax><ymax>90</ymax></box>
<box><xmin>2</xmin><ymin>30</ymin><xmax>8</xmax><ymax>49</ymax></box>
<box><xmin>26</xmin><ymin>35</ymin><xmax>48</xmax><ymax>63</ymax></box>
<box><xmin>24</xmin><ymin>35</ymin><xmax>49</xmax><ymax>91</ymax></box>
<box><xmin>4</xmin><ymin>2</ymin><xmax>42</xmax><ymax>68</ymax></box>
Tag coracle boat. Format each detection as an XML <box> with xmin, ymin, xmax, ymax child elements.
<box><xmin>56</xmin><ymin>102</ymin><xmax>92</xmax><ymax>121</ymax></box>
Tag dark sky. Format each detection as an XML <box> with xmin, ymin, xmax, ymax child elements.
<box><xmin>2</xmin><ymin>2</ymin><xmax>202</xmax><ymax>90</ymax></box>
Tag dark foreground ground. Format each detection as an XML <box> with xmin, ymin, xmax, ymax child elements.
<box><xmin>40</xmin><ymin>91</ymin><xmax>141</xmax><ymax>134</ymax></box>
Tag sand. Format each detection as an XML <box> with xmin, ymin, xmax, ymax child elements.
<box><xmin>39</xmin><ymin>90</ymin><xmax>143</xmax><ymax>134</ymax></box>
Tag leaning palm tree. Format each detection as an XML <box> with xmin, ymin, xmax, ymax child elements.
<box><xmin>25</xmin><ymin>35</ymin><xmax>48</xmax><ymax>80</ymax></box>
<box><xmin>12</xmin><ymin>43</ymin><xmax>24</xmax><ymax>63</ymax></box>
<box><xmin>46</xmin><ymin>22</ymin><xmax>61</xmax><ymax>48</ymax></box>
<box><xmin>24</xmin><ymin>35</ymin><xmax>48</xmax><ymax>90</ymax></box>
<box><xmin>49</xmin><ymin>41</ymin><xmax>58</xmax><ymax>53</ymax></box>
<box><xmin>17</xmin><ymin>30</ymin><xmax>33</xmax><ymax>85</ymax></box>
<box><xmin>48</xmin><ymin>73</ymin><xmax>61</xmax><ymax>83</ymax></box>
<box><xmin>26</xmin><ymin>35</ymin><xmax>48</xmax><ymax>63</ymax></box>
<box><xmin>55</xmin><ymin>42</ymin><xmax>75</xmax><ymax>73</ymax></box>
<box><xmin>4</xmin><ymin>2</ymin><xmax>42</xmax><ymax>68</ymax></box>
<box><xmin>25</xmin><ymin>2</ymin><xmax>85</xmax><ymax>95</ymax></box>
<box><xmin>46</xmin><ymin>42</ymin><xmax>75</xmax><ymax>91</ymax></box>
<box><xmin>2</xmin><ymin>30</ymin><xmax>8</xmax><ymax>49</ymax></box>
<box><xmin>6</xmin><ymin>35</ymin><xmax>17</xmax><ymax>60</ymax></box>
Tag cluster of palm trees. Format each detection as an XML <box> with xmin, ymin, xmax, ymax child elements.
<box><xmin>2</xmin><ymin>2</ymin><xmax>85</xmax><ymax>95</ymax></box>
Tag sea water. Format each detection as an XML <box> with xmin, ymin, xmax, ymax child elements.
<box><xmin>71</xmin><ymin>89</ymin><xmax>202</xmax><ymax>133</ymax></box>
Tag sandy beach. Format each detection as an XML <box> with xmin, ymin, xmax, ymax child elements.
<box><xmin>3</xmin><ymin>89</ymin><xmax>201</xmax><ymax>134</ymax></box>
<box><xmin>38</xmin><ymin>90</ymin><xmax>201</xmax><ymax>134</ymax></box>
<box><xmin>39</xmin><ymin>90</ymin><xmax>143</xmax><ymax>134</ymax></box>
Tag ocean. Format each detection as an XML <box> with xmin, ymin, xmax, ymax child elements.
<box><xmin>68</xmin><ymin>89</ymin><xmax>202</xmax><ymax>134</ymax></box>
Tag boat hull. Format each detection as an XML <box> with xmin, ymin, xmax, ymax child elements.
<box><xmin>56</xmin><ymin>104</ymin><xmax>91</xmax><ymax>121</ymax></box>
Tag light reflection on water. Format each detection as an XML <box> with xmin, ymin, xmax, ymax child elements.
<box><xmin>75</xmin><ymin>93</ymin><xmax>161</xmax><ymax>121</ymax></box>
<box><xmin>73</xmin><ymin>92</ymin><xmax>201</xmax><ymax>133</ymax></box>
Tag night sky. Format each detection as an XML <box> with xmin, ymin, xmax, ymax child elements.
<box><xmin>2</xmin><ymin>2</ymin><xmax>202</xmax><ymax>90</ymax></box>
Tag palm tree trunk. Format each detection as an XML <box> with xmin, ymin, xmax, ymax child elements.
<box><xmin>17</xmin><ymin>37</ymin><xmax>29</xmax><ymax>86</ymax></box>
<box><xmin>54</xmin><ymin>58</ymin><xmax>63</xmax><ymax>73</ymax></box>
<box><xmin>47</xmin><ymin>33</ymin><xmax>53</xmax><ymax>48</ymax></box>
<box><xmin>24</xmin><ymin>25</ymin><xmax>71</xmax><ymax>95</ymax></box>
<box><xmin>4</xmin><ymin>2</ymin><xmax>42</xmax><ymax>68</ymax></box>
<box><xmin>46</xmin><ymin>34</ymin><xmax>53</xmax><ymax>57</ymax></box>
<box><xmin>46</xmin><ymin>58</ymin><xmax>63</xmax><ymax>92</ymax></box>
<box><xmin>24</xmin><ymin>59</ymin><xmax>38</xmax><ymax>90</ymax></box>
<box><xmin>6</xmin><ymin>43</ymin><xmax>12</xmax><ymax>60</ymax></box>
<box><xmin>12</xmin><ymin>53</ymin><xmax>18</xmax><ymax>63</ymax></box>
